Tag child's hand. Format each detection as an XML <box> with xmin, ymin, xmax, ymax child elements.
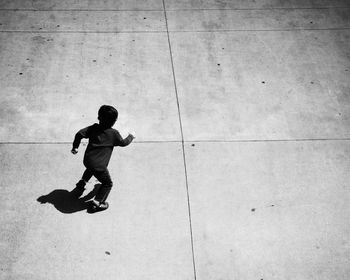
<box><xmin>71</xmin><ymin>148</ymin><xmax>78</xmax><ymax>154</ymax></box>
<box><xmin>128</xmin><ymin>132</ymin><xmax>136</xmax><ymax>140</ymax></box>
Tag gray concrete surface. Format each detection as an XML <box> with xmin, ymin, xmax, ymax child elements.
<box><xmin>1</xmin><ymin>143</ymin><xmax>193</xmax><ymax>279</ymax></box>
<box><xmin>0</xmin><ymin>0</ymin><xmax>350</xmax><ymax>279</ymax></box>
<box><xmin>185</xmin><ymin>141</ymin><xmax>350</xmax><ymax>279</ymax></box>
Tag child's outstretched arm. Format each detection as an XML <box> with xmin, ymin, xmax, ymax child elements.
<box><xmin>71</xmin><ymin>133</ymin><xmax>82</xmax><ymax>154</ymax></box>
<box><xmin>115</xmin><ymin>131</ymin><xmax>135</xmax><ymax>147</ymax></box>
<box><xmin>71</xmin><ymin>126</ymin><xmax>90</xmax><ymax>154</ymax></box>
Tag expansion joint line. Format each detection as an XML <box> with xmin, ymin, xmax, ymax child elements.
<box><xmin>162</xmin><ymin>1</ymin><xmax>197</xmax><ymax>280</ymax></box>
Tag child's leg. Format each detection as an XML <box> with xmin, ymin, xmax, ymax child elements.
<box><xmin>81</xmin><ymin>169</ymin><xmax>93</xmax><ymax>184</ymax></box>
<box><xmin>75</xmin><ymin>169</ymin><xmax>93</xmax><ymax>190</ymax></box>
<box><xmin>93</xmin><ymin>169</ymin><xmax>113</xmax><ymax>203</ymax></box>
<box><xmin>72</xmin><ymin>169</ymin><xmax>94</xmax><ymax>197</ymax></box>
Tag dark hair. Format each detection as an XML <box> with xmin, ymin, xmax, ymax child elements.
<box><xmin>98</xmin><ymin>105</ymin><xmax>118</xmax><ymax>128</ymax></box>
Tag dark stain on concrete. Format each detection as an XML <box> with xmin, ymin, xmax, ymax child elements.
<box><xmin>32</xmin><ymin>35</ymin><xmax>47</xmax><ymax>44</ymax></box>
<box><xmin>251</xmin><ymin>208</ymin><xmax>256</xmax><ymax>212</ymax></box>
<box><xmin>338</xmin><ymin>9</ymin><xmax>350</xmax><ymax>21</ymax></box>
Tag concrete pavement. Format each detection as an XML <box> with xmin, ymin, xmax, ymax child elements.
<box><xmin>1</xmin><ymin>0</ymin><xmax>350</xmax><ymax>279</ymax></box>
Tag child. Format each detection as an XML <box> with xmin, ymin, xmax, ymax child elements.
<box><xmin>71</xmin><ymin>105</ymin><xmax>134</xmax><ymax>213</ymax></box>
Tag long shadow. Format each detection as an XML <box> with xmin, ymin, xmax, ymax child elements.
<box><xmin>37</xmin><ymin>184</ymin><xmax>101</xmax><ymax>214</ymax></box>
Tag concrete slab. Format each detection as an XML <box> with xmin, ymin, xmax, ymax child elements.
<box><xmin>0</xmin><ymin>0</ymin><xmax>163</xmax><ymax>11</ymax></box>
<box><xmin>1</xmin><ymin>1</ymin><xmax>350</xmax><ymax>280</ymax></box>
<box><xmin>184</xmin><ymin>141</ymin><xmax>350</xmax><ymax>280</ymax></box>
<box><xmin>165</xmin><ymin>0</ymin><xmax>350</xmax><ymax>10</ymax></box>
<box><xmin>0</xmin><ymin>143</ymin><xmax>194</xmax><ymax>279</ymax></box>
<box><xmin>167</xmin><ymin>8</ymin><xmax>350</xmax><ymax>31</ymax></box>
<box><xmin>0</xmin><ymin>11</ymin><xmax>165</xmax><ymax>32</ymax></box>
<box><xmin>170</xmin><ymin>30</ymin><xmax>350</xmax><ymax>140</ymax></box>
<box><xmin>0</xmin><ymin>32</ymin><xmax>181</xmax><ymax>142</ymax></box>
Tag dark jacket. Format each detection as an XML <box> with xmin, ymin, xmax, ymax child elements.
<box><xmin>73</xmin><ymin>123</ymin><xmax>133</xmax><ymax>171</ymax></box>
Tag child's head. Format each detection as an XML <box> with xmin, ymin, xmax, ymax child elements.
<box><xmin>98</xmin><ymin>105</ymin><xmax>118</xmax><ymax>128</ymax></box>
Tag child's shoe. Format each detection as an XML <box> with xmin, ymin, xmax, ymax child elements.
<box><xmin>88</xmin><ymin>200</ymin><xmax>109</xmax><ymax>213</ymax></box>
<box><xmin>70</xmin><ymin>180</ymin><xmax>86</xmax><ymax>198</ymax></box>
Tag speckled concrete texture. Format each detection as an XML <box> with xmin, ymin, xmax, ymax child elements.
<box><xmin>0</xmin><ymin>1</ymin><xmax>350</xmax><ymax>280</ymax></box>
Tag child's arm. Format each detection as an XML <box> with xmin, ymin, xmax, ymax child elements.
<box><xmin>71</xmin><ymin>126</ymin><xmax>91</xmax><ymax>154</ymax></box>
<box><xmin>115</xmin><ymin>131</ymin><xmax>135</xmax><ymax>147</ymax></box>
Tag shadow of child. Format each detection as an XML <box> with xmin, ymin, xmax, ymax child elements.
<box><xmin>37</xmin><ymin>184</ymin><xmax>101</xmax><ymax>214</ymax></box>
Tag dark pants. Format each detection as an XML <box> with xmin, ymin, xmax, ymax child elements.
<box><xmin>82</xmin><ymin>168</ymin><xmax>113</xmax><ymax>203</ymax></box>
